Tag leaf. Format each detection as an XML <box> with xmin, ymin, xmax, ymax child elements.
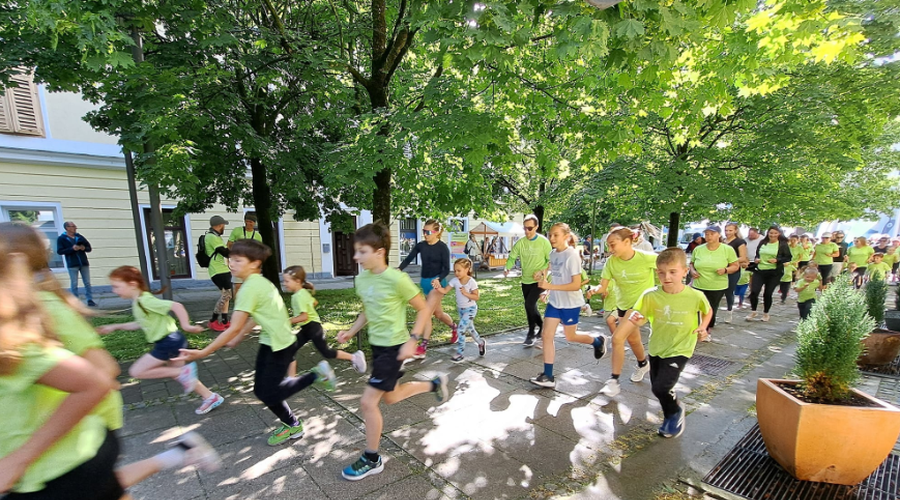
<box><xmin>615</xmin><ymin>19</ymin><xmax>646</xmax><ymax>39</ymax></box>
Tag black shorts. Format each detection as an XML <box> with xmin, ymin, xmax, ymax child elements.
<box><xmin>149</xmin><ymin>331</ymin><xmax>188</xmax><ymax>361</ymax></box>
<box><xmin>616</xmin><ymin>308</ymin><xmax>628</xmax><ymax>318</ymax></box>
<box><xmin>368</xmin><ymin>344</ymin><xmax>405</xmax><ymax>392</ymax></box>
<box><xmin>893</xmin><ymin>263</ymin><xmax>899</xmax><ymax>273</ymax></box>
<box><xmin>3</xmin><ymin>429</ymin><xmax>124</xmax><ymax>500</ymax></box>
<box><xmin>211</xmin><ymin>272</ymin><xmax>233</xmax><ymax>290</ymax></box>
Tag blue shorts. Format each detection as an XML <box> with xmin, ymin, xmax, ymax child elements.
<box><xmin>149</xmin><ymin>331</ymin><xmax>188</xmax><ymax>361</ymax></box>
<box><xmin>545</xmin><ymin>304</ymin><xmax>581</xmax><ymax>325</ymax></box>
<box><xmin>420</xmin><ymin>277</ymin><xmax>447</xmax><ymax>297</ymax></box>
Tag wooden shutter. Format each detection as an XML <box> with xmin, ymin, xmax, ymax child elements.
<box><xmin>0</xmin><ymin>71</ymin><xmax>44</xmax><ymax>136</ymax></box>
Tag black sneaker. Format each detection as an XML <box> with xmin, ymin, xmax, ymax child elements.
<box><xmin>87</xmin><ymin>300</ymin><xmax>97</xmax><ymax>307</ymax></box>
<box><xmin>478</xmin><ymin>340</ymin><xmax>486</xmax><ymax>356</ymax></box>
<box><xmin>593</xmin><ymin>335</ymin><xmax>608</xmax><ymax>360</ymax></box>
<box><xmin>523</xmin><ymin>335</ymin><xmax>535</xmax><ymax>347</ymax></box>
<box><xmin>529</xmin><ymin>373</ymin><xmax>556</xmax><ymax>388</ymax></box>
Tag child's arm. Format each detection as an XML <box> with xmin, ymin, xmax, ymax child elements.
<box><xmin>175</xmin><ymin>311</ymin><xmax>251</xmax><ymax>362</ymax></box>
<box><xmin>399</xmin><ymin>294</ymin><xmax>432</xmax><ymax>360</ymax></box>
<box><xmin>170</xmin><ymin>302</ymin><xmax>204</xmax><ymax>333</ymax></box>
<box><xmin>794</xmin><ymin>281</ymin><xmax>808</xmax><ymax>293</ymax></box>
<box><xmin>539</xmin><ymin>273</ymin><xmax>582</xmax><ymax>292</ymax></box>
<box><xmin>96</xmin><ymin>322</ymin><xmax>141</xmax><ymax>335</ymax></box>
<box><xmin>627</xmin><ymin>310</ymin><xmax>649</xmax><ymax>327</ymax></box>
<box><xmin>461</xmin><ymin>286</ymin><xmax>480</xmax><ymax>301</ymax></box>
<box><xmin>290</xmin><ymin>312</ymin><xmax>310</xmax><ymax>325</ymax></box>
<box><xmin>586</xmin><ymin>278</ymin><xmax>611</xmax><ymax>299</ymax></box>
<box><xmin>696</xmin><ymin>307</ymin><xmax>713</xmax><ymax>340</ymax></box>
<box><xmin>336</xmin><ymin>313</ymin><xmax>367</xmax><ymax>344</ymax></box>
<box><xmin>431</xmin><ymin>279</ymin><xmax>453</xmax><ymax>295</ymax></box>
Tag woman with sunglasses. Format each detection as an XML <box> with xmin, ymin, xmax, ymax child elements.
<box><xmin>504</xmin><ymin>215</ymin><xmax>553</xmax><ymax>347</ymax></box>
<box><xmin>399</xmin><ymin>219</ymin><xmax>456</xmax><ymax>360</ymax></box>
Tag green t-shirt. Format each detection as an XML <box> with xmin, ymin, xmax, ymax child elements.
<box><xmin>39</xmin><ymin>292</ymin><xmax>123</xmax><ymax>431</ymax></box>
<box><xmin>757</xmin><ymin>242</ymin><xmax>780</xmax><ymax>271</ymax></box>
<box><xmin>738</xmin><ymin>268</ymin><xmax>751</xmax><ymax>285</ymax></box>
<box><xmin>133</xmin><ymin>292</ymin><xmax>177</xmax><ymax>343</ymax></box>
<box><xmin>603</xmin><ymin>282</ymin><xmax>619</xmax><ymax>312</ymax></box>
<box><xmin>634</xmin><ymin>286</ymin><xmax>711</xmax><ymax>359</ymax></box>
<box><xmin>235</xmin><ymin>274</ymin><xmax>295</xmax><ymax>351</ymax></box>
<box><xmin>789</xmin><ymin>244</ymin><xmax>804</xmax><ymax>263</ymax></box>
<box><xmin>847</xmin><ymin>245</ymin><xmax>874</xmax><ymax>267</ymax></box>
<box><xmin>205</xmin><ymin>231</ymin><xmax>230</xmax><ymax>278</ymax></box>
<box><xmin>796</xmin><ymin>278</ymin><xmax>820</xmax><ymax>303</ymax></box>
<box><xmin>355</xmin><ymin>267</ymin><xmax>421</xmax><ymax>346</ymax></box>
<box><xmin>227</xmin><ymin>226</ymin><xmax>263</xmax><ymax>244</ymax></box>
<box><xmin>0</xmin><ymin>344</ymin><xmax>107</xmax><ymax>493</ymax></box>
<box><xmin>690</xmin><ymin>243</ymin><xmax>738</xmax><ymax>291</ymax></box>
<box><xmin>813</xmin><ymin>242</ymin><xmax>839</xmax><ymax>265</ymax></box>
<box><xmin>883</xmin><ymin>251</ymin><xmax>898</xmax><ymax>267</ymax></box>
<box><xmin>505</xmin><ymin>234</ymin><xmax>552</xmax><ymax>285</ymax></box>
<box><xmin>291</xmin><ymin>289</ymin><xmax>320</xmax><ymax>326</ymax></box>
<box><xmin>601</xmin><ymin>250</ymin><xmax>657</xmax><ymax>311</ymax></box>
<box><xmin>782</xmin><ymin>261</ymin><xmax>796</xmax><ymax>282</ymax></box>
<box><xmin>867</xmin><ymin>262</ymin><xmax>892</xmax><ymax>281</ymax></box>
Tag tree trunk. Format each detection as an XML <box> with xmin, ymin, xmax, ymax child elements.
<box><xmin>667</xmin><ymin>211</ymin><xmax>681</xmax><ymax>248</ymax></box>
<box><xmin>533</xmin><ymin>205</ymin><xmax>545</xmax><ymax>232</ymax></box>
<box><xmin>249</xmin><ymin>156</ymin><xmax>281</xmax><ymax>286</ymax></box>
<box><xmin>370</xmin><ymin>85</ymin><xmax>392</xmax><ymax>225</ymax></box>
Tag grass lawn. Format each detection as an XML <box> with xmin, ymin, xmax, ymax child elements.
<box><xmin>93</xmin><ymin>277</ymin><xmax>588</xmax><ymax>362</ymax></box>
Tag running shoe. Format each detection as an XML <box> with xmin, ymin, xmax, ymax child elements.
<box><xmin>529</xmin><ymin>373</ymin><xmax>556</xmax><ymax>388</ymax></box>
<box><xmin>267</xmin><ymin>421</ymin><xmax>304</xmax><ymax>446</ymax></box>
<box><xmin>432</xmin><ymin>374</ymin><xmax>449</xmax><ymax>402</ymax></box>
<box><xmin>177</xmin><ymin>431</ymin><xmax>221</xmax><ymax>472</ymax></box>
<box><xmin>195</xmin><ymin>393</ymin><xmax>224</xmax><ymax>415</ymax></box>
<box><xmin>311</xmin><ymin>360</ymin><xmax>337</xmax><ymax>392</ymax></box>
<box><xmin>208</xmin><ymin>320</ymin><xmax>226</xmax><ymax>332</ymax></box>
<box><xmin>523</xmin><ymin>335</ymin><xmax>536</xmax><ymax>347</ymax></box>
<box><xmin>658</xmin><ymin>405</ymin><xmax>685</xmax><ymax>438</ymax></box>
<box><xmin>723</xmin><ymin>310</ymin><xmax>733</xmax><ymax>323</ymax></box>
<box><xmin>413</xmin><ymin>342</ymin><xmax>427</xmax><ymax>360</ymax></box>
<box><xmin>478</xmin><ymin>339</ymin><xmax>486</xmax><ymax>356</ymax></box>
<box><xmin>177</xmin><ymin>362</ymin><xmax>198</xmax><ymax>394</ymax></box>
<box><xmin>351</xmin><ymin>351</ymin><xmax>367</xmax><ymax>374</ymax></box>
<box><xmin>630</xmin><ymin>362</ymin><xmax>650</xmax><ymax>383</ymax></box>
<box><xmin>600</xmin><ymin>378</ymin><xmax>621</xmax><ymax>397</ymax></box>
<box><xmin>450</xmin><ymin>353</ymin><xmax>464</xmax><ymax>363</ymax></box>
<box><xmin>341</xmin><ymin>454</ymin><xmax>384</xmax><ymax>481</ymax></box>
<box><xmin>593</xmin><ymin>335</ymin><xmax>608</xmax><ymax>360</ymax></box>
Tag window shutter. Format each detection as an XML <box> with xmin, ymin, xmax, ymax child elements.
<box><xmin>1</xmin><ymin>71</ymin><xmax>44</xmax><ymax>137</ymax></box>
<box><xmin>0</xmin><ymin>88</ymin><xmax>12</xmax><ymax>133</ymax></box>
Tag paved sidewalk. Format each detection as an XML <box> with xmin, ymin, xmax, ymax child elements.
<box><xmin>114</xmin><ymin>298</ymin><xmax>897</xmax><ymax>500</ymax></box>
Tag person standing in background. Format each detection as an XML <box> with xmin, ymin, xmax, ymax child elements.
<box><xmin>57</xmin><ymin>221</ymin><xmax>95</xmax><ymax>307</ymax></box>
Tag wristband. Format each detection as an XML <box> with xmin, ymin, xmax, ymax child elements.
<box><xmin>410</xmin><ymin>333</ymin><xmax>421</xmax><ymax>341</ymax></box>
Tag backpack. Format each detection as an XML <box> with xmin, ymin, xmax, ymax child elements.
<box><xmin>196</xmin><ymin>232</ymin><xmax>217</xmax><ymax>268</ymax></box>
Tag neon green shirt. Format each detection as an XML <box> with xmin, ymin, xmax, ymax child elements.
<box><xmin>738</xmin><ymin>268</ymin><xmax>751</xmax><ymax>285</ymax></box>
<box><xmin>39</xmin><ymin>292</ymin><xmax>123</xmax><ymax>431</ymax></box>
<box><xmin>355</xmin><ymin>267</ymin><xmax>421</xmax><ymax>346</ymax></box>
<box><xmin>847</xmin><ymin>245</ymin><xmax>874</xmax><ymax>267</ymax></box>
<box><xmin>235</xmin><ymin>274</ymin><xmax>295</xmax><ymax>351</ymax></box>
<box><xmin>782</xmin><ymin>261</ymin><xmax>796</xmax><ymax>282</ymax></box>
<box><xmin>205</xmin><ymin>231</ymin><xmax>230</xmax><ymax>278</ymax></box>
<box><xmin>796</xmin><ymin>278</ymin><xmax>820</xmax><ymax>303</ymax></box>
<box><xmin>634</xmin><ymin>286</ymin><xmax>711</xmax><ymax>359</ymax></box>
<box><xmin>133</xmin><ymin>292</ymin><xmax>177</xmax><ymax>343</ymax></box>
<box><xmin>757</xmin><ymin>242</ymin><xmax>780</xmax><ymax>271</ymax></box>
<box><xmin>867</xmin><ymin>262</ymin><xmax>892</xmax><ymax>281</ymax></box>
<box><xmin>813</xmin><ymin>242</ymin><xmax>839</xmax><ymax>265</ymax></box>
<box><xmin>883</xmin><ymin>251</ymin><xmax>898</xmax><ymax>267</ymax></box>
<box><xmin>601</xmin><ymin>250</ymin><xmax>657</xmax><ymax>311</ymax></box>
<box><xmin>0</xmin><ymin>344</ymin><xmax>107</xmax><ymax>493</ymax></box>
<box><xmin>291</xmin><ymin>289</ymin><xmax>320</xmax><ymax>326</ymax></box>
<box><xmin>505</xmin><ymin>234</ymin><xmax>552</xmax><ymax>285</ymax></box>
<box><xmin>789</xmin><ymin>244</ymin><xmax>804</xmax><ymax>263</ymax></box>
<box><xmin>228</xmin><ymin>226</ymin><xmax>263</xmax><ymax>244</ymax></box>
<box><xmin>691</xmin><ymin>243</ymin><xmax>738</xmax><ymax>291</ymax></box>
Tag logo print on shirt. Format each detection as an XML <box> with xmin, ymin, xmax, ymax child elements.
<box><xmin>669</xmin><ymin>362</ymin><xmax>679</xmax><ymax>368</ymax></box>
<box><xmin>621</xmin><ymin>270</ymin><xmax>628</xmax><ymax>279</ymax></box>
<box><xmin>662</xmin><ymin>305</ymin><xmax>672</xmax><ymax>320</ymax></box>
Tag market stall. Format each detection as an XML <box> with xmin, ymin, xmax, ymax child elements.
<box><xmin>469</xmin><ymin>221</ymin><xmax>525</xmax><ymax>269</ymax></box>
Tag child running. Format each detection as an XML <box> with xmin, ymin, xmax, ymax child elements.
<box><xmin>97</xmin><ymin>266</ymin><xmax>224</xmax><ymax>415</ymax></box>
<box><xmin>530</xmin><ymin>223</ymin><xmax>607</xmax><ymax>389</ymax></box>
<box><xmin>779</xmin><ymin>260</ymin><xmax>797</xmax><ymax>305</ymax></box>
<box><xmin>282</xmin><ymin>265</ymin><xmax>367</xmax><ymax>375</ymax></box>
<box><xmin>586</xmin><ymin>227</ymin><xmax>656</xmax><ymax>397</ymax></box>
<box><xmin>433</xmin><ymin>258</ymin><xmax>485</xmax><ymax>362</ymax></box>
<box><xmin>794</xmin><ymin>267</ymin><xmax>821</xmax><ymax>320</ymax></box>
<box><xmin>734</xmin><ymin>265</ymin><xmax>750</xmax><ymax>309</ymax></box>
<box><xmin>628</xmin><ymin>248</ymin><xmax>712</xmax><ymax>438</ymax></box>
<box><xmin>867</xmin><ymin>253</ymin><xmax>892</xmax><ymax>282</ymax></box>
<box><xmin>336</xmin><ymin>223</ymin><xmax>450</xmax><ymax>481</ymax></box>
<box><xmin>176</xmin><ymin>240</ymin><xmax>336</xmax><ymax>446</ymax></box>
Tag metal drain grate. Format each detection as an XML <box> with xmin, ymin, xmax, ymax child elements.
<box><xmin>703</xmin><ymin>423</ymin><xmax>900</xmax><ymax>500</ymax></box>
<box><xmin>861</xmin><ymin>354</ymin><xmax>900</xmax><ymax>378</ymax></box>
<box><xmin>684</xmin><ymin>354</ymin><xmax>737</xmax><ymax>376</ymax></box>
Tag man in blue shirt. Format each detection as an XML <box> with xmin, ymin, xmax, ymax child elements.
<box><xmin>57</xmin><ymin>221</ymin><xmax>95</xmax><ymax>306</ymax></box>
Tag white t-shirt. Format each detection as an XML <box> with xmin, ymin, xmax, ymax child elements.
<box><xmin>746</xmin><ymin>236</ymin><xmax>764</xmax><ymax>261</ymax></box>
<box><xmin>549</xmin><ymin>246</ymin><xmax>586</xmax><ymax>309</ymax></box>
<box><xmin>449</xmin><ymin>277</ymin><xmax>478</xmax><ymax>308</ymax></box>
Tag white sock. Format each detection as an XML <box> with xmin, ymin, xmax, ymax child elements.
<box><xmin>154</xmin><ymin>448</ymin><xmax>187</xmax><ymax>470</ymax></box>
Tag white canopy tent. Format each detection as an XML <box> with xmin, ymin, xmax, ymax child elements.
<box><xmin>469</xmin><ymin>221</ymin><xmax>525</xmax><ymax>238</ymax></box>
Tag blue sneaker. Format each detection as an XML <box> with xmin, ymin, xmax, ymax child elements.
<box><xmin>432</xmin><ymin>374</ymin><xmax>449</xmax><ymax>402</ymax></box>
<box><xmin>341</xmin><ymin>454</ymin><xmax>384</xmax><ymax>481</ymax></box>
<box><xmin>658</xmin><ymin>405</ymin><xmax>685</xmax><ymax>438</ymax></box>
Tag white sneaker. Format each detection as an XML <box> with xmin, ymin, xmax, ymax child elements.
<box><xmin>351</xmin><ymin>351</ymin><xmax>367</xmax><ymax>373</ymax></box>
<box><xmin>723</xmin><ymin>310</ymin><xmax>732</xmax><ymax>324</ymax></box>
<box><xmin>601</xmin><ymin>378</ymin><xmax>621</xmax><ymax>396</ymax></box>
<box><xmin>630</xmin><ymin>363</ymin><xmax>650</xmax><ymax>382</ymax></box>
<box><xmin>582</xmin><ymin>304</ymin><xmax>593</xmax><ymax>316</ymax></box>
<box><xmin>176</xmin><ymin>362</ymin><xmax>198</xmax><ymax>394</ymax></box>
<box><xmin>177</xmin><ymin>432</ymin><xmax>221</xmax><ymax>472</ymax></box>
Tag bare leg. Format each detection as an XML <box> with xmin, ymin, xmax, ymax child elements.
<box><xmin>611</xmin><ymin>314</ymin><xmax>645</xmax><ymax>376</ymax></box>
<box><xmin>605</xmin><ymin>314</ymin><xmax>617</xmax><ymax>336</ymax></box>
<box><xmin>129</xmin><ymin>354</ymin><xmax>182</xmax><ymax>380</ymax></box>
<box><xmin>287</xmin><ymin>361</ymin><xmax>297</xmax><ymax>378</ymax></box>
<box><xmin>541</xmin><ymin>318</ymin><xmax>561</xmax><ymax>365</ymax></box>
<box><xmin>115</xmin><ymin>458</ymin><xmax>163</xmax><ymax>489</ymax></box>
<box><xmin>432</xmin><ymin>299</ymin><xmax>454</xmax><ymax>328</ymax></box>
<box><xmin>335</xmin><ymin>350</ymin><xmax>352</xmax><ymax>361</ymax></box>
<box><xmin>360</xmin><ymin>386</ymin><xmax>387</xmax><ymax>452</ymax></box>
<box><xmin>560</xmin><ymin>324</ymin><xmax>594</xmax><ymax>345</ymax></box>
<box><xmin>421</xmin><ymin>291</ymin><xmax>444</xmax><ymax>340</ymax></box>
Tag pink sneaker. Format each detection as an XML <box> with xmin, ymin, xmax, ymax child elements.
<box><xmin>195</xmin><ymin>393</ymin><xmax>224</xmax><ymax>415</ymax></box>
<box><xmin>208</xmin><ymin>320</ymin><xmax>225</xmax><ymax>332</ymax></box>
<box><xmin>413</xmin><ymin>342</ymin><xmax>427</xmax><ymax>360</ymax></box>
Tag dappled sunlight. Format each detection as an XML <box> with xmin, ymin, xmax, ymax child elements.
<box><xmin>219</xmin><ymin>445</ymin><xmax>300</xmax><ymax>484</ymax></box>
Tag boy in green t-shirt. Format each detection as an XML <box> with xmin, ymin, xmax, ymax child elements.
<box><xmin>867</xmin><ymin>253</ymin><xmax>892</xmax><ymax>282</ymax></box>
<box><xmin>177</xmin><ymin>240</ymin><xmax>337</xmax><ymax>446</ymax></box>
<box><xmin>794</xmin><ymin>267</ymin><xmax>821</xmax><ymax>320</ymax></box>
<box><xmin>206</xmin><ymin>215</ymin><xmax>233</xmax><ymax>332</ymax></box>
<box><xmin>226</xmin><ymin>212</ymin><xmax>264</xmax><ymax>296</ymax></box>
<box><xmin>336</xmin><ymin>224</ymin><xmax>451</xmax><ymax>481</ymax></box>
<box><xmin>628</xmin><ymin>248</ymin><xmax>712</xmax><ymax>439</ymax></box>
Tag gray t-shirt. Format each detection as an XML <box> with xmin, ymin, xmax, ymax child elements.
<box><xmin>549</xmin><ymin>246</ymin><xmax>586</xmax><ymax>309</ymax></box>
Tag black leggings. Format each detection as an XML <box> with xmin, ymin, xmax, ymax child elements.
<box><xmin>725</xmin><ymin>271</ymin><xmax>741</xmax><ymax>311</ymax></box>
<box><xmin>522</xmin><ymin>282</ymin><xmax>544</xmax><ymax>337</ymax></box>
<box><xmin>650</xmin><ymin>355</ymin><xmax>689</xmax><ymax>418</ymax></box>
<box><xmin>697</xmin><ymin>288</ymin><xmax>727</xmax><ymax>328</ymax></box>
<box><xmin>254</xmin><ymin>342</ymin><xmax>316</xmax><ymax>426</ymax></box>
<box><xmin>818</xmin><ymin>264</ymin><xmax>833</xmax><ymax>283</ymax></box>
<box><xmin>749</xmin><ymin>269</ymin><xmax>781</xmax><ymax>313</ymax></box>
<box><xmin>298</xmin><ymin>321</ymin><xmax>337</xmax><ymax>359</ymax></box>
<box><xmin>798</xmin><ymin>299</ymin><xmax>815</xmax><ymax>320</ymax></box>
<box><xmin>779</xmin><ymin>281</ymin><xmax>791</xmax><ymax>302</ymax></box>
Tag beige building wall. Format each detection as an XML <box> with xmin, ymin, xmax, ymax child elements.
<box><xmin>41</xmin><ymin>91</ymin><xmax>119</xmax><ymax>145</ymax></box>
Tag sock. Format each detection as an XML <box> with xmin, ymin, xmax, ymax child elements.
<box><xmin>364</xmin><ymin>450</ymin><xmax>380</xmax><ymax>462</ymax></box>
<box><xmin>421</xmin><ymin>339</ymin><xmax>429</xmax><ymax>348</ymax></box>
<box><xmin>611</xmin><ymin>374</ymin><xmax>620</xmax><ymax>380</ymax></box>
<box><xmin>592</xmin><ymin>337</ymin><xmax>603</xmax><ymax>348</ymax></box>
<box><xmin>210</xmin><ymin>313</ymin><xmax>219</xmax><ymax>323</ymax></box>
<box><xmin>637</xmin><ymin>358</ymin><xmax>648</xmax><ymax>368</ymax></box>
<box><xmin>543</xmin><ymin>363</ymin><xmax>554</xmax><ymax>379</ymax></box>
<box><xmin>154</xmin><ymin>448</ymin><xmax>187</xmax><ymax>470</ymax></box>
<box><xmin>221</xmin><ymin>313</ymin><xmax>229</xmax><ymax>324</ymax></box>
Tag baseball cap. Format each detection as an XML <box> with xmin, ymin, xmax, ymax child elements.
<box><xmin>704</xmin><ymin>226</ymin><xmax>722</xmax><ymax>233</ymax></box>
<box><xmin>209</xmin><ymin>215</ymin><xmax>228</xmax><ymax>226</ymax></box>
<box><xmin>821</xmin><ymin>232</ymin><xmax>832</xmax><ymax>238</ymax></box>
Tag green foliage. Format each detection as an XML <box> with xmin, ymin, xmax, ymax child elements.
<box><xmin>895</xmin><ymin>283</ymin><xmax>900</xmax><ymax>311</ymax></box>
<box><xmin>866</xmin><ymin>277</ymin><xmax>888</xmax><ymax>326</ymax></box>
<box><xmin>794</xmin><ymin>276</ymin><xmax>873</xmax><ymax>402</ymax></box>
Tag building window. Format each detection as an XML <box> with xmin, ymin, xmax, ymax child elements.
<box><xmin>447</xmin><ymin>218</ymin><xmax>467</xmax><ymax>233</ymax></box>
<box><xmin>0</xmin><ymin>70</ymin><xmax>45</xmax><ymax>137</ymax></box>
<box><xmin>399</xmin><ymin>217</ymin><xmax>417</xmax><ymax>261</ymax></box>
<box><xmin>0</xmin><ymin>203</ymin><xmax>64</xmax><ymax>269</ymax></box>
<box><xmin>142</xmin><ymin>208</ymin><xmax>192</xmax><ymax>280</ymax></box>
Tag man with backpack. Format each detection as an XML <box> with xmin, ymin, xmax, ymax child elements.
<box><xmin>227</xmin><ymin>212</ymin><xmax>264</xmax><ymax>296</ymax></box>
<box><xmin>199</xmin><ymin>215</ymin><xmax>232</xmax><ymax>331</ymax></box>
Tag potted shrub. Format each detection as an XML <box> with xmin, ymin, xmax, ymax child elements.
<box><xmin>884</xmin><ymin>284</ymin><xmax>900</xmax><ymax>331</ymax></box>
<box><xmin>757</xmin><ymin>276</ymin><xmax>900</xmax><ymax>485</ymax></box>
<box><xmin>858</xmin><ymin>277</ymin><xmax>900</xmax><ymax>366</ymax></box>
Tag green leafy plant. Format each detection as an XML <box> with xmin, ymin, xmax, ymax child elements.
<box><xmin>795</xmin><ymin>275</ymin><xmax>874</xmax><ymax>402</ymax></box>
<box><xmin>866</xmin><ymin>277</ymin><xmax>888</xmax><ymax>326</ymax></box>
<box><xmin>894</xmin><ymin>282</ymin><xmax>900</xmax><ymax>311</ymax></box>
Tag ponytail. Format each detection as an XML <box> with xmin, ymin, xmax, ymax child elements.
<box><xmin>550</xmin><ymin>222</ymin><xmax>577</xmax><ymax>248</ymax></box>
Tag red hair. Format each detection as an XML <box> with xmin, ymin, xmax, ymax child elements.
<box><xmin>109</xmin><ymin>266</ymin><xmax>150</xmax><ymax>292</ymax></box>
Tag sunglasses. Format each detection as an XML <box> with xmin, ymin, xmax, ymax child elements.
<box><xmin>422</xmin><ymin>229</ymin><xmax>436</xmax><ymax>235</ymax></box>
<box><xmin>524</xmin><ymin>225</ymin><xmax>537</xmax><ymax>231</ymax></box>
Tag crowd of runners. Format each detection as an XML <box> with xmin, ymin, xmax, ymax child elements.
<box><xmin>0</xmin><ymin>214</ymin><xmax>892</xmax><ymax>499</ymax></box>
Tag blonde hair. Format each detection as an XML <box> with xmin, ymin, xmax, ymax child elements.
<box><xmin>283</xmin><ymin>265</ymin><xmax>315</xmax><ymax>293</ymax></box>
<box><xmin>454</xmin><ymin>258</ymin><xmax>474</xmax><ymax>277</ymax></box>
<box><xmin>607</xmin><ymin>227</ymin><xmax>635</xmax><ymax>244</ymax></box>
<box><xmin>549</xmin><ymin>222</ymin><xmax>577</xmax><ymax>248</ymax></box>
<box><xmin>656</xmin><ymin>247</ymin><xmax>688</xmax><ymax>268</ymax></box>
<box><xmin>424</xmin><ymin>219</ymin><xmax>443</xmax><ymax>236</ymax></box>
